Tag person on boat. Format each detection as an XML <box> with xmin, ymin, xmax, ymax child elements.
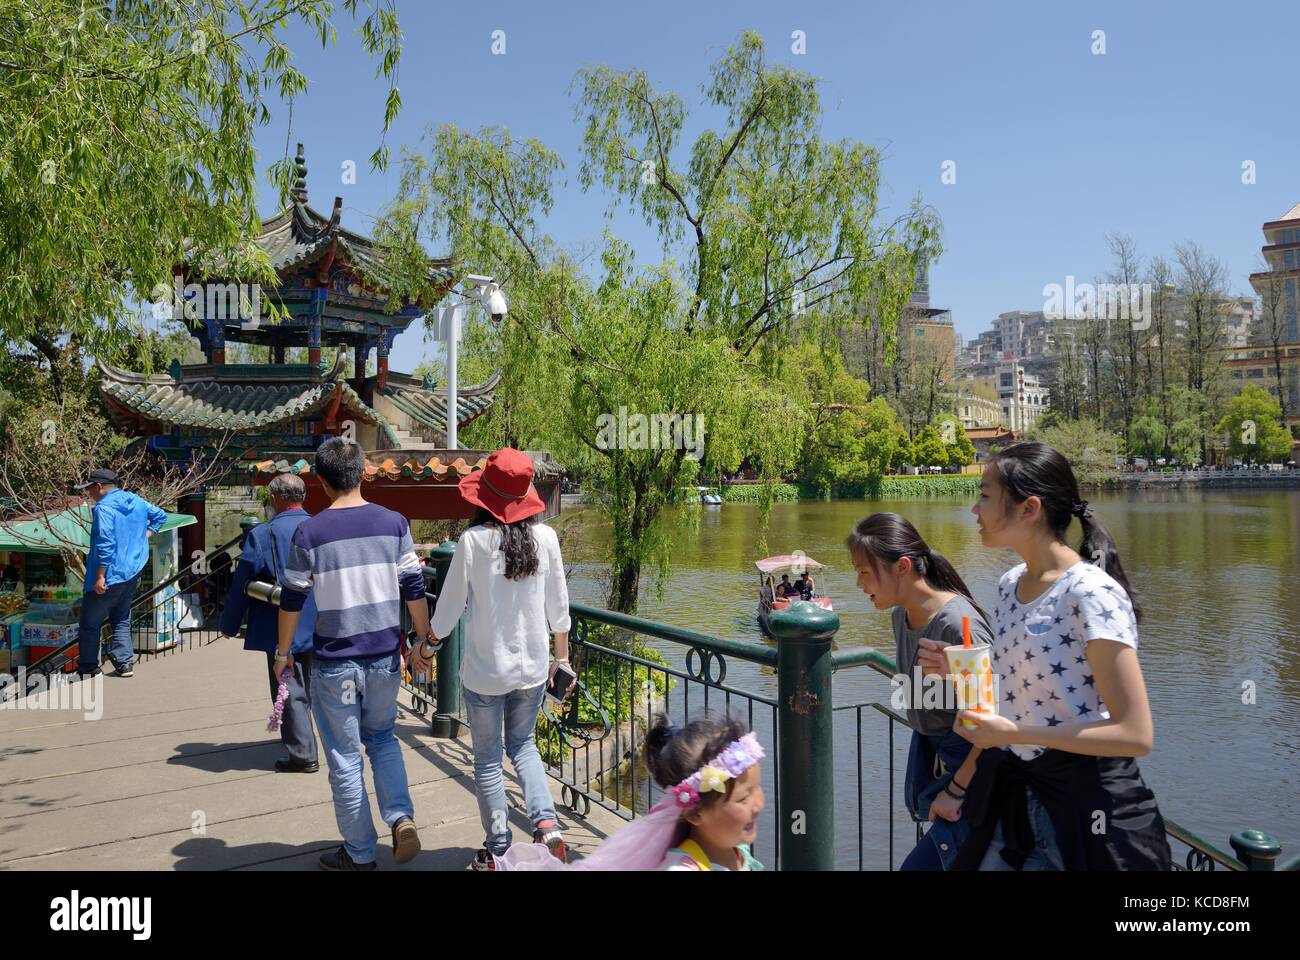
<box><xmin>759</xmin><ymin>578</ymin><xmax>775</xmax><ymax>606</ymax></box>
<box><xmin>777</xmin><ymin>574</ymin><xmax>797</xmax><ymax>598</ymax></box>
<box><xmin>847</xmin><ymin>512</ymin><xmax>992</xmax><ymax>870</ymax></box>
<box><xmin>916</xmin><ymin>441</ymin><xmax>1171</xmax><ymax>870</ymax></box>
<box><xmin>795</xmin><ymin>572</ymin><xmax>815</xmax><ymax>601</ymax></box>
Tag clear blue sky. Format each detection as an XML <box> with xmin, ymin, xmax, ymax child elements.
<box><xmin>250</xmin><ymin>0</ymin><xmax>1300</xmax><ymax>373</ymax></box>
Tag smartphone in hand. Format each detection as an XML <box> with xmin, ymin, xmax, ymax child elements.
<box><xmin>545</xmin><ymin>662</ymin><xmax>577</xmax><ymax>704</ymax></box>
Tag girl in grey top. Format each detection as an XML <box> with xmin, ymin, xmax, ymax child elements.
<box><xmin>846</xmin><ymin>512</ymin><xmax>993</xmax><ymax>870</ymax></box>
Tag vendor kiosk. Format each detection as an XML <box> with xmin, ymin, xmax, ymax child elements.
<box><xmin>0</xmin><ymin>505</ymin><xmax>197</xmax><ymax>673</ymax></box>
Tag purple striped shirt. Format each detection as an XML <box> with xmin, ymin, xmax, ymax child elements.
<box><xmin>279</xmin><ymin>502</ymin><xmax>427</xmax><ymax>658</ymax></box>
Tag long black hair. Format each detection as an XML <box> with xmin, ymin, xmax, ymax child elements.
<box><xmin>989</xmin><ymin>441</ymin><xmax>1142</xmax><ymax>623</ymax></box>
<box><xmin>644</xmin><ymin>713</ymin><xmax>750</xmax><ymax>807</ymax></box>
<box><xmin>845</xmin><ymin>512</ymin><xmax>990</xmax><ymax>626</ymax></box>
<box><xmin>470</xmin><ymin>507</ymin><xmax>539</xmax><ymax>581</ymax></box>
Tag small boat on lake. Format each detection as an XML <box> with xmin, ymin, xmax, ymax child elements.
<box><xmin>755</xmin><ymin>554</ymin><xmax>832</xmax><ymax>637</ymax></box>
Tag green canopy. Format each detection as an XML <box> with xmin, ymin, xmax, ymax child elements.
<box><xmin>0</xmin><ymin>504</ymin><xmax>196</xmax><ymax>555</ymax></box>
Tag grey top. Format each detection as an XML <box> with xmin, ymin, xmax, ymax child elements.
<box><xmin>892</xmin><ymin>595</ymin><xmax>994</xmax><ymax>736</ymax></box>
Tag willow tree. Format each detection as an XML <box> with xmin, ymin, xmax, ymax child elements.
<box><xmin>375</xmin><ymin>32</ymin><xmax>938</xmax><ymax>613</ymax></box>
<box><xmin>0</xmin><ymin>0</ymin><xmax>403</xmax><ymax>381</ymax></box>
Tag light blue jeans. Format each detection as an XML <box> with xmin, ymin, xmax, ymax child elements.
<box><xmin>979</xmin><ymin>787</ymin><xmax>1065</xmax><ymax>871</ymax></box>
<box><xmin>464</xmin><ymin>683</ymin><xmax>557</xmax><ymax>855</ymax></box>
<box><xmin>311</xmin><ymin>651</ymin><xmax>414</xmax><ymax>865</ymax></box>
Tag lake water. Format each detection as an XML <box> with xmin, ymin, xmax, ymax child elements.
<box><xmin>553</xmin><ymin>490</ymin><xmax>1300</xmax><ymax>869</ymax></box>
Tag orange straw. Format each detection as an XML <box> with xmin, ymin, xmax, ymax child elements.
<box><xmin>962</xmin><ymin>615</ymin><xmax>972</xmax><ymax>648</ymax></box>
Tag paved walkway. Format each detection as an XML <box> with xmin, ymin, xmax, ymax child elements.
<box><xmin>0</xmin><ymin>637</ymin><xmax>626</xmax><ymax>870</ymax></box>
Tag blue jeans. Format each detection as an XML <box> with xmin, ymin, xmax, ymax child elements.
<box><xmin>77</xmin><ymin>573</ymin><xmax>140</xmax><ymax>672</ymax></box>
<box><xmin>979</xmin><ymin>787</ymin><xmax>1065</xmax><ymax>871</ymax></box>
<box><xmin>311</xmin><ymin>651</ymin><xmax>414</xmax><ymax>865</ymax></box>
<box><xmin>464</xmin><ymin>683</ymin><xmax>557</xmax><ymax>855</ymax></box>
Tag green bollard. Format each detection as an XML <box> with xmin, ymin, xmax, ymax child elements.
<box><xmin>1230</xmin><ymin>830</ymin><xmax>1282</xmax><ymax>871</ymax></box>
<box><xmin>770</xmin><ymin>601</ymin><xmax>839</xmax><ymax>871</ymax></box>
<box><xmin>428</xmin><ymin>541</ymin><xmax>464</xmax><ymax>739</ymax></box>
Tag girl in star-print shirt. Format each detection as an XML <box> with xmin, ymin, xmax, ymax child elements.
<box><xmin>918</xmin><ymin>441</ymin><xmax>1171</xmax><ymax>870</ymax></box>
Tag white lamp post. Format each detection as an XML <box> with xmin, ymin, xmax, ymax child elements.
<box><xmin>441</xmin><ymin>275</ymin><xmax>508</xmax><ymax>452</ymax></box>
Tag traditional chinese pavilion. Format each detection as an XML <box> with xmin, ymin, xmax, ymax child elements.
<box><xmin>97</xmin><ymin>144</ymin><xmax>561</xmax><ymax>558</ymax></box>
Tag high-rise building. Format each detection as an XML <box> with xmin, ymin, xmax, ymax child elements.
<box><xmin>975</xmin><ymin>360</ymin><xmax>1050</xmax><ymax>433</ymax></box>
<box><xmin>1249</xmin><ymin>203</ymin><xmax>1300</xmax><ymax>345</ymax></box>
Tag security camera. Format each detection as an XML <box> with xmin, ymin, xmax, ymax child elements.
<box><xmin>463</xmin><ymin>274</ymin><xmax>509</xmax><ymax>320</ymax></box>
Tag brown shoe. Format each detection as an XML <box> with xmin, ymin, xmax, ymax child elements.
<box><xmin>391</xmin><ymin>816</ymin><xmax>420</xmax><ymax>864</ymax></box>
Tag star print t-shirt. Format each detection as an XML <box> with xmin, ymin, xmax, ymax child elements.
<box><xmin>991</xmin><ymin>560</ymin><xmax>1139</xmax><ymax>762</ymax></box>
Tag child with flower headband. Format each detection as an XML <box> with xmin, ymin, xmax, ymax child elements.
<box><xmin>493</xmin><ymin>714</ymin><xmax>766</xmax><ymax>871</ymax></box>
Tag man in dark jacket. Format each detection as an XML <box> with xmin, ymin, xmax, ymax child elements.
<box><xmin>75</xmin><ymin>468</ymin><xmax>168</xmax><ymax>678</ymax></box>
<box><xmin>220</xmin><ymin>474</ymin><xmax>319</xmax><ymax>772</ymax></box>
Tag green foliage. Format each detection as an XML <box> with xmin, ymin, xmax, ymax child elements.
<box><xmin>374</xmin><ymin>35</ymin><xmax>937</xmax><ymax>613</ymax></box>
<box><xmin>1214</xmin><ymin>385</ymin><xmax>1293</xmax><ymax>461</ymax></box>
<box><xmin>792</xmin><ymin>340</ymin><xmax>902</xmax><ymax>493</ymax></box>
<box><xmin>1030</xmin><ymin>418</ymin><xmax>1123</xmax><ymax>486</ymax></box>
<box><xmin>909</xmin><ymin>425</ymin><xmax>950</xmax><ymax>467</ymax></box>
<box><xmin>723</xmin><ymin>483</ymin><xmax>801</xmax><ymax>503</ymax></box>
<box><xmin>1</xmin><ymin>0</ymin><xmax>405</xmax><ymax>357</ymax></box>
<box><xmin>933</xmin><ymin>414</ymin><xmax>975</xmax><ymax>466</ymax></box>
<box><xmin>1128</xmin><ymin>415</ymin><xmax>1165</xmax><ymax>459</ymax></box>
<box><xmin>872</xmin><ymin>475</ymin><xmax>981</xmax><ymax>499</ymax></box>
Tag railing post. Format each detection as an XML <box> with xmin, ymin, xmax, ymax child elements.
<box><xmin>427</xmin><ymin>541</ymin><xmax>464</xmax><ymax>738</ymax></box>
<box><xmin>1230</xmin><ymin>830</ymin><xmax>1282</xmax><ymax>871</ymax></box>
<box><xmin>770</xmin><ymin>601</ymin><xmax>839</xmax><ymax>871</ymax></box>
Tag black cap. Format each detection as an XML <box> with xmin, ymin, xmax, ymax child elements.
<box><xmin>74</xmin><ymin>468</ymin><xmax>119</xmax><ymax>490</ymax></box>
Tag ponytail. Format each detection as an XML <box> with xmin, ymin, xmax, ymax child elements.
<box><xmin>846</xmin><ymin>512</ymin><xmax>990</xmax><ymax>627</ymax></box>
<box><xmin>991</xmin><ymin>443</ymin><xmax>1143</xmax><ymax>624</ymax></box>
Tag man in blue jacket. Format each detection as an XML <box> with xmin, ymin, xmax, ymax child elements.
<box><xmin>76</xmin><ymin>469</ymin><xmax>168</xmax><ymax>678</ymax></box>
<box><xmin>220</xmin><ymin>474</ymin><xmax>319</xmax><ymax>772</ymax></box>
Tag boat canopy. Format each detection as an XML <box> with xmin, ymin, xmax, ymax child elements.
<box><xmin>755</xmin><ymin>554</ymin><xmax>826</xmax><ymax>575</ymax></box>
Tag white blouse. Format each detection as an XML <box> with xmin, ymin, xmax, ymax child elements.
<box><xmin>428</xmin><ymin>523</ymin><xmax>572</xmax><ymax>697</ymax></box>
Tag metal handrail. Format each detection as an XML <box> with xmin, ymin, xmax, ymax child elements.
<box><xmin>24</xmin><ymin>530</ymin><xmax>246</xmax><ymax>676</ymax></box>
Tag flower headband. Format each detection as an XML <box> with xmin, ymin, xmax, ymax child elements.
<box><xmin>665</xmin><ymin>733</ymin><xmax>765</xmax><ymax>810</ymax></box>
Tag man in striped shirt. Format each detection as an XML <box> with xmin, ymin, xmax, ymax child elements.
<box><xmin>275</xmin><ymin>437</ymin><xmax>435</xmax><ymax>871</ymax></box>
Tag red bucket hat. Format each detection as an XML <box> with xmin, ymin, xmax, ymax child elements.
<box><xmin>459</xmin><ymin>447</ymin><xmax>546</xmax><ymax>524</ymax></box>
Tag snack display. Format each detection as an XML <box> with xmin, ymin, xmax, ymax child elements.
<box><xmin>0</xmin><ymin>593</ymin><xmax>28</xmax><ymax>615</ymax></box>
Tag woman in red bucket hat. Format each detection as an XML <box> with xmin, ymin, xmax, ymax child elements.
<box><xmin>417</xmin><ymin>447</ymin><xmax>575</xmax><ymax>870</ymax></box>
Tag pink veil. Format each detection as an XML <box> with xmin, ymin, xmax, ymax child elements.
<box><xmin>494</xmin><ymin>798</ymin><xmax>685</xmax><ymax>871</ymax></box>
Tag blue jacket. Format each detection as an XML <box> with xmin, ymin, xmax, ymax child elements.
<box><xmin>904</xmin><ymin>729</ymin><xmax>975</xmax><ymax>870</ymax></box>
<box><xmin>84</xmin><ymin>489</ymin><xmax>168</xmax><ymax>592</ymax></box>
<box><xmin>220</xmin><ymin>509</ymin><xmax>316</xmax><ymax>654</ymax></box>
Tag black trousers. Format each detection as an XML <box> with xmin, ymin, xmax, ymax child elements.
<box><xmin>265</xmin><ymin>650</ymin><xmax>317</xmax><ymax>765</ymax></box>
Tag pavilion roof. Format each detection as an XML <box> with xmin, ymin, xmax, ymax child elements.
<box><xmin>376</xmin><ymin>369</ymin><xmax>501</xmax><ymax>435</ymax></box>
<box><xmin>97</xmin><ymin>349</ymin><xmax>401</xmax><ymax>447</ymax></box>
<box><xmin>191</xmin><ymin>143</ymin><xmax>454</xmax><ymax>295</ymax></box>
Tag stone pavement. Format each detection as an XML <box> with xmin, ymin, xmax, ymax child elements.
<box><xmin>0</xmin><ymin>636</ymin><xmax>626</xmax><ymax>870</ymax></box>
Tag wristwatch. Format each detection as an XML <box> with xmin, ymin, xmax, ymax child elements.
<box><xmin>420</xmin><ymin>640</ymin><xmax>437</xmax><ymax>658</ymax></box>
<box><xmin>274</xmin><ymin>651</ymin><xmax>289</xmax><ymax>663</ymax></box>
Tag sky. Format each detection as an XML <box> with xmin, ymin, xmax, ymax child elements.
<box><xmin>245</xmin><ymin>0</ymin><xmax>1300</xmax><ymax>374</ymax></box>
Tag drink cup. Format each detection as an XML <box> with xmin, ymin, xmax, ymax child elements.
<box><xmin>943</xmin><ymin>643</ymin><xmax>997</xmax><ymax>729</ymax></box>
